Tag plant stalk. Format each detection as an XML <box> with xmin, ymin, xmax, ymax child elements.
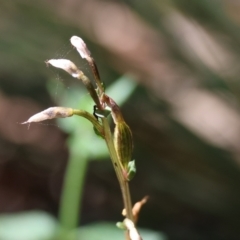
<box><xmin>58</xmin><ymin>150</ymin><xmax>88</xmax><ymax>239</ymax></box>
<box><xmin>87</xmin><ymin>57</ymin><xmax>105</xmax><ymax>95</ymax></box>
<box><xmin>102</xmin><ymin>118</ymin><xmax>134</xmax><ymax>221</ymax></box>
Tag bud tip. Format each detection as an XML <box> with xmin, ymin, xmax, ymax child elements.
<box><xmin>70</xmin><ymin>36</ymin><xmax>91</xmax><ymax>59</ymax></box>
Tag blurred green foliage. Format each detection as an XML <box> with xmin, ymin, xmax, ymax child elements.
<box><xmin>1</xmin><ymin>0</ymin><xmax>240</xmax><ymax>239</ymax></box>
<box><xmin>0</xmin><ymin>211</ymin><xmax>165</xmax><ymax>240</ymax></box>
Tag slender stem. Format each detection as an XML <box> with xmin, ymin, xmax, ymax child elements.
<box><xmin>58</xmin><ymin>151</ymin><xmax>88</xmax><ymax>239</ymax></box>
<box><xmin>72</xmin><ymin>109</ymin><xmax>104</xmax><ymax>137</ymax></box>
<box><xmin>87</xmin><ymin>57</ymin><xmax>105</xmax><ymax>96</ymax></box>
<box><xmin>102</xmin><ymin>118</ymin><xmax>134</xmax><ymax>221</ymax></box>
<box><xmin>77</xmin><ymin>71</ymin><xmax>102</xmax><ymax>109</ymax></box>
<box><xmin>123</xmin><ymin>181</ymin><xmax>134</xmax><ymax>220</ymax></box>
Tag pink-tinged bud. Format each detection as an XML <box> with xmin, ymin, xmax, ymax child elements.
<box><xmin>22</xmin><ymin>107</ymin><xmax>74</xmax><ymax>124</ymax></box>
<box><xmin>70</xmin><ymin>36</ymin><xmax>91</xmax><ymax>59</ymax></box>
<box><xmin>47</xmin><ymin>59</ymin><xmax>79</xmax><ymax>77</ymax></box>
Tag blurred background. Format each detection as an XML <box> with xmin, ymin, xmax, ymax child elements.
<box><xmin>1</xmin><ymin>0</ymin><xmax>240</xmax><ymax>239</ymax></box>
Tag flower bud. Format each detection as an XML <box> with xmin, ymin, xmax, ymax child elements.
<box><xmin>22</xmin><ymin>107</ymin><xmax>73</xmax><ymax>124</ymax></box>
<box><xmin>70</xmin><ymin>36</ymin><xmax>104</xmax><ymax>95</ymax></box>
<box><xmin>70</xmin><ymin>36</ymin><xmax>91</xmax><ymax>59</ymax></box>
<box><xmin>46</xmin><ymin>59</ymin><xmax>79</xmax><ymax>78</ymax></box>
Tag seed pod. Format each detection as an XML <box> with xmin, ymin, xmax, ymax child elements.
<box><xmin>102</xmin><ymin>94</ymin><xmax>133</xmax><ymax>170</ymax></box>
<box><xmin>114</xmin><ymin>121</ymin><xmax>133</xmax><ymax>169</ymax></box>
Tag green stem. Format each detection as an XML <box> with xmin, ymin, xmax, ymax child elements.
<box><xmin>72</xmin><ymin>109</ymin><xmax>104</xmax><ymax>137</ymax></box>
<box><xmin>58</xmin><ymin>151</ymin><xmax>88</xmax><ymax>239</ymax></box>
<box><xmin>102</xmin><ymin>118</ymin><xmax>134</xmax><ymax>221</ymax></box>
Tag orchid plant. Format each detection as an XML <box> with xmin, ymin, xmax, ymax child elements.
<box><xmin>23</xmin><ymin>36</ymin><xmax>146</xmax><ymax>240</ymax></box>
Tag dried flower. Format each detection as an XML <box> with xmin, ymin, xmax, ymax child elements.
<box><xmin>70</xmin><ymin>36</ymin><xmax>104</xmax><ymax>95</ymax></box>
<box><xmin>46</xmin><ymin>59</ymin><xmax>80</xmax><ymax>78</ymax></box>
<box><xmin>70</xmin><ymin>36</ymin><xmax>91</xmax><ymax>60</ymax></box>
<box><xmin>22</xmin><ymin>107</ymin><xmax>74</xmax><ymax>124</ymax></box>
